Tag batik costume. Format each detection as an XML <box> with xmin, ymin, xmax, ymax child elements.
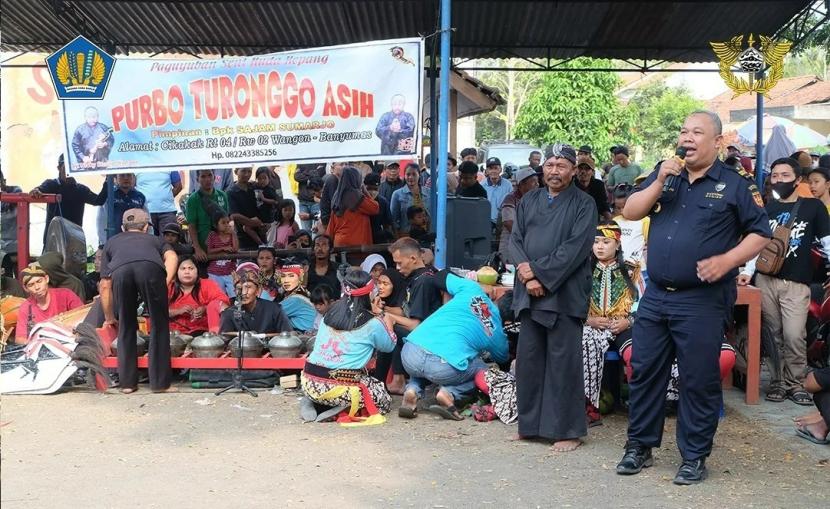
<box><xmin>301</xmin><ymin>279</ymin><xmax>397</xmax><ymax>425</ymax></box>
<box><xmin>582</xmin><ymin>223</ymin><xmax>643</xmax><ymax>408</ymax></box>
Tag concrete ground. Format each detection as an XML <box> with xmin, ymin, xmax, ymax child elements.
<box><xmin>1</xmin><ymin>384</ymin><xmax>828</xmax><ymax>509</ymax></box>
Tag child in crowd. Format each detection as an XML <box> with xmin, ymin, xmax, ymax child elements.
<box><xmin>582</xmin><ymin>220</ymin><xmax>643</xmax><ymax>425</ymax></box>
<box><xmin>273</xmin><ymin>199</ymin><xmax>301</xmax><ymax>248</ymax></box>
<box><xmin>287</xmin><ymin>229</ymin><xmax>313</xmax><ymax>249</ymax></box>
<box><xmin>406</xmin><ymin>206</ymin><xmax>433</xmax><ymax>245</ymax></box>
<box><xmin>310</xmin><ymin>283</ymin><xmax>337</xmax><ymax>332</ymax></box>
<box><xmin>254</xmin><ymin>167</ymin><xmax>279</xmax><ymax>243</ymax></box>
<box><xmin>206</xmin><ymin>212</ymin><xmax>239</xmax><ymax>298</ymax></box>
<box><xmin>611</xmin><ymin>184</ymin><xmax>649</xmax><ymax>278</ymax></box>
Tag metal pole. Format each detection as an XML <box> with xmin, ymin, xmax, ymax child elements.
<box><xmin>755</xmin><ymin>72</ymin><xmax>765</xmax><ymax>190</ymax></box>
<box><xmin>106</xmin><ymin>175</ymin><xmax>117</xmax><ymax>241</ymax></box>
<box><xmin>429</xmin><ymin>46</ymin><xmax>438</xmax><ymax>229</ymax></box>
<box><xmin>435</xmin><ymin>0</ymin><xmax>451</xmax><ymax>269</ymax></box>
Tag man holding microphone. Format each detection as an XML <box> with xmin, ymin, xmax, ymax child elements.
<box><xmin>616</xmin><ymin>111</ymin><xmax>771</xmax><ymax>484</ymax></box>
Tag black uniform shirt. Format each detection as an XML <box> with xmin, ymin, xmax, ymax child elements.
<box><xmin>637</xmin><ymin>159</ymin><xmax>770</xmax><ymax>289</ymax></box>
<box><xmin>457</xmin><ymin>182</ymin><xmax>488</xmax><ymax>199</ymax></box>
<box><xmin>307</xmin><ymin>261</ymin><xmax>342</xmax><ymax>297</ymax></box>
<box><xmin>101</xmin><ymin>231</ymin><xmax>172</xmax><ymax>277</ymax></box>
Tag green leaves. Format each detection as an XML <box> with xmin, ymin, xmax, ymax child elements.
<box><xmin>626</xmin><ymin>82</ymin><xmax>703</xmax><ymax>162</ymax></box>
<box><xmin>513</xmin><ymin>58</ymin><xmax>626</xmax><ymax>157</ymax></box>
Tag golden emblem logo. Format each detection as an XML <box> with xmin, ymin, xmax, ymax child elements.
<box><xmin>55</xmin><ymin>49</ymin><xmax>108</xmax><ymax>93</ymax></box>
<box><xmin>710</xmin><ymin>34</ymin><xmax>791</xmax><ymax>98</ymax></box>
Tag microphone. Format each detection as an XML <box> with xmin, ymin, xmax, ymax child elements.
<box><xmin>662</xmin><ymin>147</ymin><xmax>688</xmax><ymax>193</ymax></box>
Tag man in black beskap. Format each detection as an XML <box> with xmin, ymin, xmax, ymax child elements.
<box><xmin>739</xmin><ymin>157</ymin><xmax>830</xmax><ymax>406</ymax></box>
<box><xmin>575</xmin><ymin>160</ymin><xmax>611</xmax><ymax>221</ymax></box>
<box><xmin>30</xmin><ymin>154</ymin><xmax>108</xmax><ymax>244</ymax></box>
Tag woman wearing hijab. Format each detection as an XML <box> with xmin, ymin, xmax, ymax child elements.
<box><xmin>372</xmin><ymin>267</ymin><xmax>408</xmax><ymax>394</ymax></box>
<box><xmin>326</xmin><ymin>166</ymin><xmax>379</xmax><ymax>247</ymax></box>
<box><xmin>360</xmin><ymin>254</ymin><xmax>387</xmax><ymax>283</ymax></box>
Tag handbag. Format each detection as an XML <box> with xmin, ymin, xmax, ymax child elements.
<box><xmin>756</xmin><ymin>199</ymin><xmax>802</xmax><ymax>276</ymax></box>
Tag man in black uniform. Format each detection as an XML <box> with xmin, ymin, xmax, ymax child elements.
<box><xmin>617</xmin><ymin>111</ymin><xmax>770</xmax><ymax>484</ymax></box>
<box><xmin>100</xmin><ymin>209</ymin><xmax>178</xmax><ymax>393</ymax></box>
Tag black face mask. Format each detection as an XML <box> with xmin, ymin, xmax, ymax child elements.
<box><xmin>772</xmin><ymin>180</ymin><xmax>798</xmax><ymax>200</ymax></box>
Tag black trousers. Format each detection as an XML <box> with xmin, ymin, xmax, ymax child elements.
<box><xmin>627</xmin><ymin>285</ymin><xmax>728</xmax><ymax>460</ymax></box>
<box><xmin>374</xmin><ymin>324</ymin><xmax>408</xmax><ymax>381</ymax></box>
<box><xmin>112</xmin><ymin>261</ymin><xmax>171</xmax><ymax>390</ymax></box>
<box><xmin>516</xmin><ymin>310</ymin><xmax>586</xmax><ymax>440</ymax></box>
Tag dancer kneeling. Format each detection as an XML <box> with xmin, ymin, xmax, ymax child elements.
<box><xmin>300</xmin><ymin>269</ymin><xmax>397</xmax><ymax>425</ymax></box>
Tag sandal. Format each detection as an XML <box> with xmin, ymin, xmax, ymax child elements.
<box><xmin>788</xmin><ymin>390</ymin><xmax>813</xmax><ymax>406</ymax></box>
<box><xmin>428</xmin><ymin>404</ymin><xmax>464</xmax><ymax>421</ymax></box>
<box><xmin>795</xmin><ymin>427</ymin><xmax>830</xmax><ymax>445</ymax></box>
<box><xmin>765</xmin><ymin>388</ymin><xmax>787</xmax><ymax>402</ymax></box>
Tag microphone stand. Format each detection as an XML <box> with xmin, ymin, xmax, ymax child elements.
<box><xmin>215</xmin><ymin>286</ymin><xmax>257</xmax><ymax>397</ymax></box>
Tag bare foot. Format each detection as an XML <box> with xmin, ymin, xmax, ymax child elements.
<box><xmin>387</xmin><ymin>375</ymin><xmax>406</xmax><ymax>395</ymax></box>
<box><xmin>152</xmin><ymin>386</ymin><xmax>179</xmax><ymax>394</ymax></box>
<box><xmin>120</xmin><ymin>387</ymin><xmax>137</xmax><ymax>394</ymax></box>
<box><xmin>509</xmin><ymin>434</ymin><xmax>530</xmax><ymax>442</ymax></box>
<box><xmin>799</xmin><ymin>419</ymin><xmax>829</xmax><ymax>440</ymax></box>
<box><xmin>433</xmin><ymin>389</ymin><xmax>463</xmax><ymax>420</ymax></box>
<box><xmin>401</xmin><ymin>389</ymin><xmax>418</xmax><ymax>411</ymax></box>
<box><xmin>551</xmin><ymin>439</ymin><xmax>582</xmax><ymax>452</ymax></box>
<box><xmin>794</xmin><ymin>411</ymin><xmax>823</xmax><ymax>426</ymax></box>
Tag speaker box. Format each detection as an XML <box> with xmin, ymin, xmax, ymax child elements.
<box><xmin>445</xmin><ymin>196</ymin><xmax>491</xmax><ymax>269</ymax></box>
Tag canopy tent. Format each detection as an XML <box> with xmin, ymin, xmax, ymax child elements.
<box><xmin>1</xmin><ymin>1</ymin><xmax>810</xmax><ymax>62</ymax></box>
<box><xmin>1</xmin><ymin>0</ymin><xmax>819</xmax><ymax>268</ymax></box>
<box><xmin>737</xmin><ymin>114</ymin><xmax>828</xmax><ymax>149</ymax></box>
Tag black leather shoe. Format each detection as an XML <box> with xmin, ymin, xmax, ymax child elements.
<box><xmin>673</xmin><ymin>458</ymin><xmax>707</xmax><ymax>485</ymax></box>
<box><xmin>616</xmin><ymin>444</ymin><xmax>653</xmax><ymax>475</ymax></box>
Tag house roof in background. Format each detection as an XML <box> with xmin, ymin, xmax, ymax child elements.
<box><xmin>708</xmin><ymin>75</ymin><xmax>830</xmax><ymax>119</ymax></box>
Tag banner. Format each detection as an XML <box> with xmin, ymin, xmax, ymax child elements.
<box><xmin>61</xmin><ymin>39</ymin><xmax>423</xmax><ymax>175</ymax></box>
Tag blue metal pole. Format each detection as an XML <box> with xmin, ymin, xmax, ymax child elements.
<box><xmin>755</xmin><ymin>72</ymin><xmax>765</xmax><ymax>190</ymax></box>
<box><xmin>106</xmin><ymin>175</ymin><xmax>117</xmax><ymax>242</ymax></box>
<box><xmin>435</xmin><ymin>0</ymin><xmax>451</xmax><ymax>269</ymax></box>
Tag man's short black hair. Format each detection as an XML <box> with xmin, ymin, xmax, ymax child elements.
<box><xmin>460</xmin><ymin>147</ymin><xmax>478</xmax><ymax>158</ymax></box>
<box><xmin>458</xmin><ymin>161</ymin><xmax>479</xmax><ymax>175</ymax></box>
<box><xmin>406</xmin><ymin>205</ymin><xmax>425</xmax><ymax>220</ymax></box>
<box><xmin>612</xmin><ymin>146</ymin><xmax>629</xmax><ymax>157</ymax></box>
<box><xmin>364</xmin><ymin>172</ymin><xmax>381</xmax><ymax>186</ymax></box>
<box><xmin>770</xmin><ymin>157</ymin><xmax>800</xmax><ymax>174</ymax></box>
<box><xmin>310</xmin><ymin>284</ymin><xmax>336</xmax><ymax>305</ymax></box>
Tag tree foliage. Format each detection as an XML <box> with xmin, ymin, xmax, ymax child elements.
<box><xmin>513</xmin><ymin>58</ymin><xmax>627</xmax><ymax>156</ymax></box>
<box><xmin>625</xmin><ymin>82</ymin><xmax>704</xmax><ymax>162</ymax></box>
<box><xmin>474</xmin><ymin>60</ymin><xmax>541</xmax><ymax>143</ymax></box>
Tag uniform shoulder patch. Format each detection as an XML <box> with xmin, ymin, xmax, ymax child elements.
<box><xmin>749</xmin><ymin>184</ymin><xmax>764</xmax><ymax>207</ymax></box>
<box><xmin>734</xmin><ymin>166</ymin><xmax>754</xmax><ymax>181</ymax></box>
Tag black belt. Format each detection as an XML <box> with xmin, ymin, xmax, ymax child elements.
<box><xmin>303</xmin><ymin>362</ymin><xmax>366</xmax><ymax>382</ymax></box>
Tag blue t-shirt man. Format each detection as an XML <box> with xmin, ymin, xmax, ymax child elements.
<box><xmin>406</xmin><ymin>271</ymin><xmax>509</xmax><ymax>371</ymax></box>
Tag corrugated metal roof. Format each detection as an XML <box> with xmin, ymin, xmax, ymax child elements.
<box><xmin>0</xmin><ymin>1</ymin><xmax>810</xmax><ymax>62</ymax></box>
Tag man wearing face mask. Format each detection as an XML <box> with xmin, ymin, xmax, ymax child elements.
<box><xmin>618</xmin><ymin>111</ymin><xmax>771</xmax><ymax>485</ymax></box>
<box><xmin>739</xmin><ymin>157</ymin><xmax>830</xmax><ymax>407</ymax></box>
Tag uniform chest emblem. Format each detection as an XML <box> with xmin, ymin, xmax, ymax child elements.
<box><xmin>715</xmin><ymin>182</ymin><xmax>726</xmax><ymax>192</ymax></box>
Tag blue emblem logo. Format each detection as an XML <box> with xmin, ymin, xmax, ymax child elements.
<box><xmin>46</xmin><ymin>36</ymin><xmax>116</xmax><ymax>100</ymax></box>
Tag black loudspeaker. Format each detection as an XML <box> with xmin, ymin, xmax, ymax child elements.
<box><xmin>445</xmin><ymin>196</ymin><xmax>491</xmax><ymax>269</ymax></box>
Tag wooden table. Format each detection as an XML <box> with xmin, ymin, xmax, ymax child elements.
<box><xmin>485</xmin><ymin>283</ymin><xmax>763</xmax><ymax>405</ymax></box>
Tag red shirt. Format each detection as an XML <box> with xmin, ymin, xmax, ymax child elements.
<box><xmin>168</xmin><ymin>278</ymin><xmax>230</xmax><ymax>334</ymax></box>
<box><xmin>326</xmin><ymin>196</ymin><xmax>379</xmax><ymax>247</ymax></box>
<box><xmin>206</xmin><ymin>231</ymin><xmax>236</xmax><ymax>276</ymax></box>
<box><xmin>15</xmin><ymin>288</ymin><xmax>84</xmax><ymax>340</ymax></box>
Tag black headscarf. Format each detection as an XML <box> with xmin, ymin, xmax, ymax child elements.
<box><xmin>379</xmin><ymin>267</ymin><xmax>406</xmax><ymax>308</ymax></box>
<box><xmin>331</xmin><ymin>166</ymin><xmax>364</xmax><ymax>217</ymax></box>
